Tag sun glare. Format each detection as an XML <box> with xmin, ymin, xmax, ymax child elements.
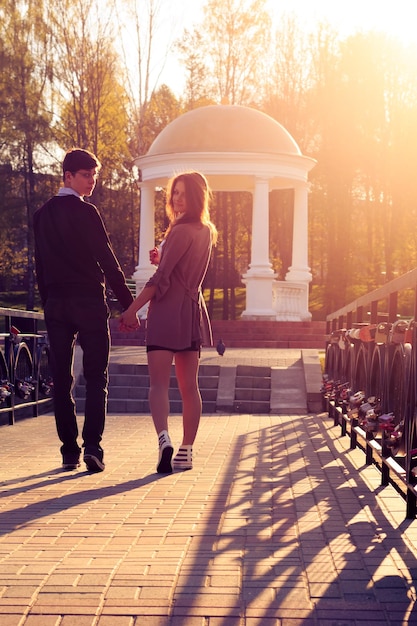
<box><xmin>269</xmin><ymin>0</ymin><xmax>417</xmax><ymax>46</ymax></box>
<box><xmin>116</xmin><ymin>0</ymin><xmax>417</xmax><ymax>98</ymax></box>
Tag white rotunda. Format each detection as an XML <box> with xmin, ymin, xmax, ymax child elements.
<box><xmin>133</xmin><ymin>104</ymin><xmax>316</xmax><ymax>321</ymax></box>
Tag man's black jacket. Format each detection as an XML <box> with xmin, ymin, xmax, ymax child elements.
<box><xmin>34</xmin><ymin>194</ymin><xmax>133</xmax><ymax>310</ymax></box>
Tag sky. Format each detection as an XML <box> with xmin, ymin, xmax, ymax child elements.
<box><xmin>181</xmin><ymin>0</ymin><xmax>417</xmax><ymax>42</ymax></box>
<box><xmin>265</xmin><ymin>0</ymin><xmax>417</xmax><ymax>40</ymax></box>
<box><xmin>119</xmin><ymin>0</ymin><xmax>417</xmax><ymax>98</ymax></box>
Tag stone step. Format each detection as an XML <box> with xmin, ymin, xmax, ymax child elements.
<box><xmin>75</xmin><ymin>364</ymin><xmax>223</xmax><ymax>415</ymax></box>
<box><xmin>236</xmin><ymin>364</ymin><xmax>271</xmax><ymax>376</ymax></box>
<box><xmin>235</xmin><ymin>376</ymin><xmax>270</xmax><ymax>389</ymax></box>
<box><xmin>235</xmin><ymin>388</ymin><xmax>270</xmax><ymax>401</ymax></box>
<box><xmin>77</xmin><ymin>398</ymin><xmax>219</xmax><ymax>415</ymax></box>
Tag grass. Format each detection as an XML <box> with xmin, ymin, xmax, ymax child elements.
<box><xmin>0</xmin><ymin>292</ymin><xmax>42</xmax><ymax>311</ymax></box>
<box><xmin>318</xmin><ymin>350</ymin><xmax>326</xmax><ymax>373</ymax></box>
<box><xmin>203</xmin><ymin>287</ymin><xmax>246</xmax><ymax>320</ymax></box>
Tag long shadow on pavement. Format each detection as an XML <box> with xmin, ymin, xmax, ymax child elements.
<box><xmin>169</xmin><ymin>413</ymin><xmax>417</xmax><ymax>625</ymax></box>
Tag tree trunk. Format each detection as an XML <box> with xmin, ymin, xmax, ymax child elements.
<box><xmin>24</xmin><ymin>142</ymin><xmax>36</xmax><ymax>311</ymax></box>
<box><xmin>220</xmin><ymin>192</ymin><xmax>229</xmax><ymax>320</ymax></box>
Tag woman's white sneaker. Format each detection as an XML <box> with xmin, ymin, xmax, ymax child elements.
<box><xmin>157</xmin><ymin>430</ymin><xmax>173</xmax><ymax>473</ymax></box>
<box><xmin>173</xmin><ymin>445</ymin><xmax>193</xmax><ymax>470</ymax></box>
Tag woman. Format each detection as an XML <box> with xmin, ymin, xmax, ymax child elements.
<box><xmin>120</xmin><ymin>171</ymin><xmax>217</xmax><ymax>473</ymax></box>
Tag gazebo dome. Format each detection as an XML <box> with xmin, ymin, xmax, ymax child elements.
<box><xmin>147</xmin><ymin>105</ymin><xmax>302</xmax><ymax>157</ymax></box>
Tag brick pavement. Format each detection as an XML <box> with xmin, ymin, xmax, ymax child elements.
<box><xmin>108</xmin><ymin>346</ymin><xmax>305</xmax><ymax>369</ymax></box>
<box><xmin>1</xmin><ymin>359</ymin><xmax>417</xmax><ymax>624</ymax></box>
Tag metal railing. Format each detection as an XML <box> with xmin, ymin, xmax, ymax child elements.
<box><xmin>326</xmin><ymin>267</ymin><xmax>417</xmax><ymax>331</ymax></box>
<box><xmin>323</xmin><ymin>268</ymin><xmax>417</xmax><ymax>518</ymax></box>
<box><xmin>0</xmin><ymin>307</ymin><xmax>53</xmax><ymax>425</ymax></box>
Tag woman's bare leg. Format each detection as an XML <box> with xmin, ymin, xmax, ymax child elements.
<box><xmin>147</xmin><ymin>349</ymin><xmax>174</xmax><ymax>434</ymax></box>
<box><xmin>174</xmin><ymin>350</ymin><xmax>201</xmax><ymax>445</ymax></box>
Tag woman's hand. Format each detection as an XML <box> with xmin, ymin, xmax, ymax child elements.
<box><xmin>118</xmin><ymin>284</ymin><xmax>156</xmax><ymax>331</ymax></box>
<box><xmin>119</xmin><ymin>306</ymin><xmax>140</xmax><ymax>332</ymax></box>
<box><xmin>149</xmin><ymin>247</ymin><xmax>159</xmax><ymax>265</ymax></box>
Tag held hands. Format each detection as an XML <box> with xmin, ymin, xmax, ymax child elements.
<box><xmin>119</xmin><ymin>306</ymin><xmax>140</xmax><ymax>332</ymax></box>
<box><xmin>119</xmin><ymin>284</ymin><xmax>155</xmax><ymax>331</ymax></box>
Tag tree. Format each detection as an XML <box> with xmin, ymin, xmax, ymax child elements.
<box><xmin>131</xmin><ymin>84</ymin><xmax>182</xmax><ymax>158</ymax></box>
<box><xmin>50</xmin><ymin>0</ymin><xmax>131</xmax><ymax>167</ymax></box>
<box><xmin>177</xmin><ymin>0</ymin><xmax>272</xmax><ymax>314</ymax></box>
<box><xmin>109</xmin><ymin>1</ymin><xmax>183</xmax><ymax>278</ymax></box>
<box><xmin>113</xmin><ymin>0</ymin><xmax>178</xmax><ymax>157</ymax></box>
<box><xmin>0</xmin><ymin>0</ymin><xmax>54</xmax><ymax>309</ymax></box>
<box><xmin>178</xmin><ymin>0</ymin><xmax>271</xmax><ymax>106</ymax></box>
<box><xmin>263</xmin><ymin>14</ymin><xmax>312</xmax><ymax>142</ymax></box>
<box><xmin>49</xmin><ymin>0</ymin><xmax>139</xmax><ymax>277</ymax></box>
<box><xmin>300</xmin><ymin>26</ymin><xmax>417</xmax><ymax>315</ymax></box>
<box><xmin>176</xmin><ymin>30</ymin><xmax>215</xmax><ymax>109</ymax></box>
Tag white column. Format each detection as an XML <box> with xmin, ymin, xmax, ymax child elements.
<box><xmin>245</xmin><ymin>177</ymin><xmax>274</xmax><ymax>276</ymax></box>
<box><xmin>241</xmin><ymin>177</ymin><xmax>276</xmax><ymax>319</ymax></box>
<box><xmin>132</xmin><ymin>182</ymin><xmax>156</xmax><ymax>288</ymax></box>
<box><xmin>285</xmin><ymin>185</ymin><xmax>312</xmax><ymax>283</ymax></box>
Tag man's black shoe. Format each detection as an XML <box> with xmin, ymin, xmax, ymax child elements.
<box><xmin>84</xmin><ymin>449</ymin><xmax>105</xmax><ymax>472</ymax></box>
<box><xmin>62</xmin><ymin>454</ymin><xmax>81</xmax><ymax>470</ymax></box>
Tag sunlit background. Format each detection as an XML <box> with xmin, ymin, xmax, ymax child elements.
<box><xmin>2</xmin><ymin>0</ymin><xmax>417</xmax><ymax>318</ymax></box>
<box><xmin>122</xmin><ymin>0</ymin><xmax>417</xmax><ymax>94</ymax></box>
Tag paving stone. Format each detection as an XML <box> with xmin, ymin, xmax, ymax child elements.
<box><xmin>61</xmin><ymin>617</ymin><xmax>96</xmax><ymax>626</ymax></box>
<box><xmin>22</xmin><ymin>617</ymin><xmax>63</xmax><ymax>626</ymax></box>
<box><xmin>0</xmin><ymin>617</ymin><xmax>25</xmax><ymax>626</ymax></box>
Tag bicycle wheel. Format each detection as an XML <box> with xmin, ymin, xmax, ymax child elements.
<box><xmin>36</xmin><ymin>344</ymin><xmax>53</xmax><ymax>397</ymax></box>
<box><xmin>405</xmin><ymin>347</ymin><xmax>417</xmax><ymax>481</ymax></box>
<box><xmin>384</xmin><ymin>343</ymin><xmax>412</xmax><ymax>457</ymax></box>
<box><xmin>368</xmin><ymin>344</ymin><xmax>385</xmax><ymax>409</ymax></box>
<box><xmin>0</xmin><ymin>348</ymin><xmax>8</xmax><ymax>380</ymax></box>
<box><xmin>13</xmin><ymin>343</ymin><xmax>34</xmax><ymax>402</ymax></box>
<box><xmin>353</xmin><ymin>343</ymin><xmax>368</xmax><ymax>394</ymax></box>
<box><xmin>327</xmin><ymin>340</ymin><xmax>345</xmax><ymax>382</ymax></box>
<box><xmin>0</xmin><ymin>348</ymin><xmax>12</xmax><ymax>406</ymax></box>
<box><xmin>325</xmin><ymin>342</ymin><xmax>339</xmax><ymax>380</ymax></box>
<box><xmin>342</xmin><ymin>342</ymin><xmax>355</xmax><ymax>388</ymax></box>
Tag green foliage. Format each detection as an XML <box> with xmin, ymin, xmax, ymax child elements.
<box><xmin>309</xmin><ymin>285</ymin><xmax>326</xmax><ymax>321</ymax></box>
<box><xmin>133</xmin><ymin>85</ymin><xmax>183</xmax><ymax>157</ymax></box>
<box><xmin>203</xmin><ymin>288</ymin><xmax>246</xmax><ymax>320</ymax></box>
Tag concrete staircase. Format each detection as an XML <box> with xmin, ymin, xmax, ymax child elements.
<box><xmin>74</xmin><ymin>350</ymin><xmax>322</xmax><ymax>415</ymax></box>
<box><xmin>75</xmin><ymin>363</ymin><xmax>220</xmax><ymax>415</ymax></box>
<box><xmin>231</xmin><ymin>365</ymin><xmax>271</xmax><ymax>413</ymax></box>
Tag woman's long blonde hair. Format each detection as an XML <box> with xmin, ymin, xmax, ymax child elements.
<box><xmin>165</xmin><ymin>171</ymin><xmax>218</xmax><ymax>244</ymax></box>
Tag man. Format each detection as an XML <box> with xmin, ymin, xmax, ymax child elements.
<box><xmin>34</xmin><ymin>148</ymin><xmax>134</xmax><ymax>472</ymax></box>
